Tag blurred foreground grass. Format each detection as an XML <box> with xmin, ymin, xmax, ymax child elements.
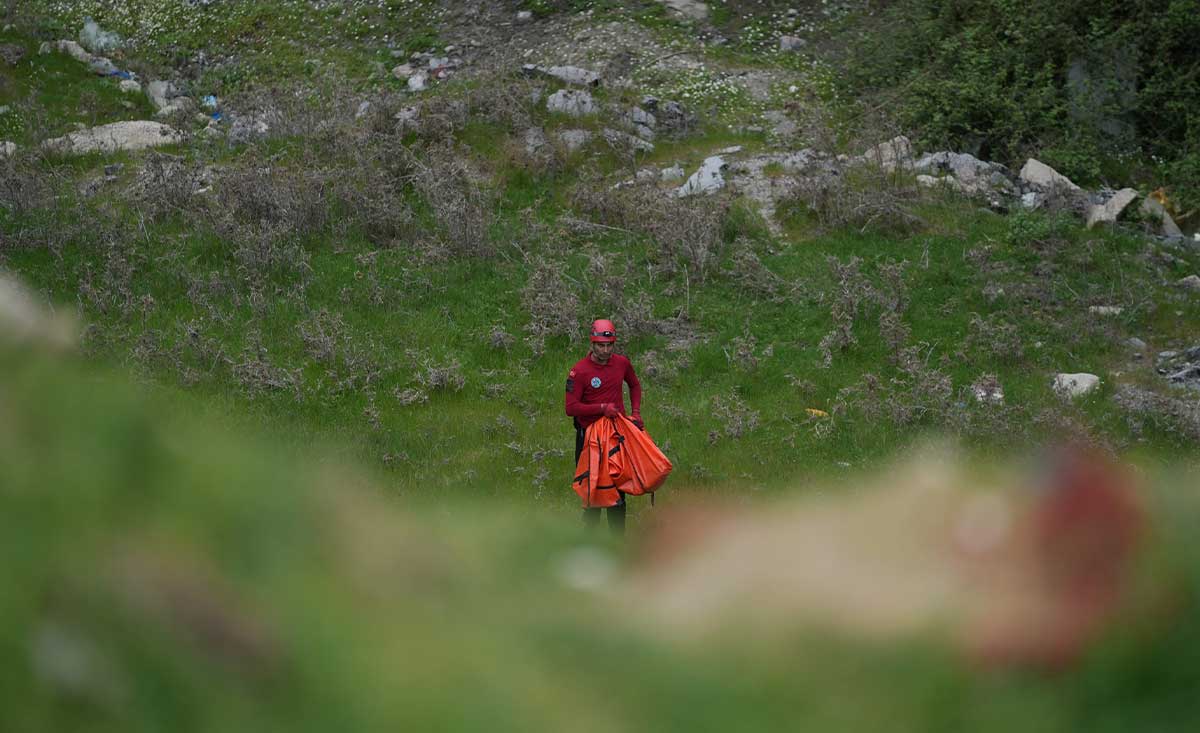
<box><xmin>3</xmin><ymin>343</ymin><xmax>1200</xmax><ymax>732</ymax></box>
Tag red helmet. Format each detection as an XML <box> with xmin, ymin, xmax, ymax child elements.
<box><xmin>590</xmin><ymin>319</ymin><xmax>617</xmax><ymax>343</ymax></box>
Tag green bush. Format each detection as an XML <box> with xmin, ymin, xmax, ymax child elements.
<box><xmin>842</xmin><ymin>0</ymin><xmax>1200</xmax><ymax>207</ymax></box>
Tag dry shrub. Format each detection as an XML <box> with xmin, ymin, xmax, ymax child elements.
<box><xmin>960</xmin><ymin>313</ymin><xmax>1026</xmax><ymax>364</ymax></box>
<box><xmin>297</xmin><ymin>309</ymin><xmax>347</xmax><ymax>363</ymax></box>
<box><xmin>410</xmin><ymin>144</ymin><xmax>496</xmax><ymax>259</ymax></box>
<box><xmin>569</xmin><ymin>178</ymin><xmax>732</xmax><ymax>282</ymax></box>
<box><xmin>1114</xmin><ymin>385</ymin><xmax>1200</xmax><ymax>444</ymax></box>
<box><xmin>789</xmin><ymin>167</ymin><xmax>926</xmax><ymax>235</ymax></box>
<box><xmin>711</xmin><ymin>392</ymin><xmax>761</xmax><ymax>441</ymax></box>
<box><xmin>0</xmin><ymin>149</ymin><xmax>58</xmax><ymax>220</ymax></box>
<box><xmin>841</xmin><ymin>343</ymin><xmax>954</xmax><ymax>427</ymax></box>
<box><xmin>522</xmin><ymin>256</ymin><xmax>581</xmax><ymax>356</ymax></box>
<box><xmin>128</xmin><ymin>152</ymin><xmax>212</xmax><ymax>219</ymax></box>
<box><xmin>232</xmin><ymin>330</ymin><xmax>301</xmax><ymax>399</ymax></box>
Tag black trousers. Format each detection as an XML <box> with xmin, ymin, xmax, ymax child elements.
<box><xmin>575</xmin><ymin>418</ymin><xmax>626</xmax><ymax>535</ymax></box>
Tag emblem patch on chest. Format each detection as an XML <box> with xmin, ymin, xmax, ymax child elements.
<box><xmin>590</xmin><ymin>377</ymin><xmax>602</xmax><ymax>388</ymax></box>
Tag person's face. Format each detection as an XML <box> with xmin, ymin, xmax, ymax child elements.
<box><xmin>592</xmin><ymin>340</ymin><xmax>615</xmax><ymax>363</ymax></box>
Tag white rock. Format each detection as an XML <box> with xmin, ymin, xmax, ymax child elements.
<box><xmin>1020</xmin><ymin>192</ymin><xmax>1042</xmax><ymax>209</ymax></box>
<box><xmin>602</xmin><ymin>128</ymin><xmax>654</xmax><ymax>153</ymax></box>
<box><xmin>1088</xmin><ymin>305</ymin><xmax>1124</xmax><ymax>316</ymax></box>
<box><xmin>523</xmin><ymin>126</ymin><xmax>547</xmax><ymax>155</ymax></box>
<box><xmin>355</xmin><ymin>101</ymin><xmax>372</xmax><ymax>119</ymax></box>
<box><xmin>1178</xmin><ymin>275</ymin><xmax>1200</xmax><ymax>292</ymax></box>
<box><xmin>54</xmin><ymin>40</ymin><xmax>93</xmax><ymax>64</ymax></box>
<box><xmin>1053</xmin><ymin>373</ymin><xmax>1101</xmax><ymax>399</ymax></box>
<box><xmin>407</xmin><ymin>72</ymin><xmax>428</xmax><ymax>92</ymax></box>
<box><xmin>660</xmin><ymin>0</ymin><xmax>710</xmax><ymax>20</ymax></box>
<box><xmin>676</xmin><ymin>155</ymin><xmax>727</xmax><ymax>197</ymax></box>
<box><xmin>860</xmin><ymin>135</ymin><xmax>913</xmax><ymax>172</ymax></box>
<box><xmin>779</xmin><ymin>35</ymin><xmax>805</xmax><ymax>52</ymax></box>
<box><xmin>0</xmin><ymin>141</ymin><xmax>15</xmax><ymax>158</ymax></box>
<box><xmin>629</xmin><ymin>107</ymin><xmax>656</xmax><ymax>128</ymax></box>
<box><xmin>515</xmin><ymin>10</ymin><xmax>533</xmax><ymax>22</ymax></box>
<box><xmin>391</xmin><ymin>63</ymin><xmax>414</xmax><ymax>79</ymax></box>
<box><xmin>661</xmin><ymin>164</ymin><xmax>685</xmax><ymax>182</ymax></box>
<box><xmin>1086</xmin><ymin>187</ymin><xmax>1138</xmax><ymax>228</ymax></box>
<box><xmin>42</xmin><ymin>120</ymin><xmax>182</xmax><ymax>154</ymax></box>
<box><xmin>557</xmin><ymin>129</ymin><xmax>594</xmax><ymax>152</ymax></box>
<box><xmin>546</xmin><ymin>89</ymin><xmax>597</xmax><ymax>117</ymax></box>
<box><xmin>542</xmin><ymin>65</ymin><xmax>601</xmax><ymax>87</ymax></box>
<box><xmin>1127</xmin><ymin>337</ymin><xmax>1148</xmax><ymax>351</ymax></box>
<box><xmin>1139</xmin><ymin>197</ymin><xmax>1184</xmax><ymax>238</ymax></box>
<box><xmin>1019</xmin><ymin>158</ymin><xmax>1080</xmax><ymax>191</ymax></box>
<box><xmin>145</xmin><ymin>80</ymin><xmax>176</xmax><ymax>111</ymax></box>
<box><xmin>118</xmin><ymin>79</ymin><xmax>141</xmax><ymax>94</ymax></box>
<box><xmin>972</xmin><ymin>383</ymin><xmax>1005</xmax><ymax>404</ymax></box>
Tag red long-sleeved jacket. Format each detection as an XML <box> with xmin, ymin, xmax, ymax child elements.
<box><xmin>564</xmin><ymin>353</ymin><xmax>642</xmax><ymax>429</ymax></box>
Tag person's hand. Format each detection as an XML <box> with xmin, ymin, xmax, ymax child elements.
<box><xmin>631</xmin><ymin>412</ymin><xmax>644</xmax><ymax>431</ymax></box>
<box><xmin>603</xmin><ymin>403</ymin><xmax>620</xmax><ymax>419</ymax></box>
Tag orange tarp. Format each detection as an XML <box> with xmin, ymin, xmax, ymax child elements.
<box><xmin>572</xmin><ymin>415</ymin><xmax>673</xmax><ymax>508</ymax></box>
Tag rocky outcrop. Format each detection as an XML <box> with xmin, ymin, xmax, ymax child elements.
<box><xmin>43</xmin><ymin>121</ymin><xmax>182</xmax><ymax>155</ymax></box>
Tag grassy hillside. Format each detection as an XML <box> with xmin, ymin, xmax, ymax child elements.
<box><xmin>3</xmin><ymin>2</ymin><xmax>1200</xmax><ymax>727</ymax></box>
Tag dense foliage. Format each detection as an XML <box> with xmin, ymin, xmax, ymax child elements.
<box><xmin>844</xmin><ymin>0</ymin><xmax>1200</xmax><ymax>206</ymax></box>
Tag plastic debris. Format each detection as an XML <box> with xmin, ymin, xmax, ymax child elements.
<box><xmin>201</xmin><ymin>95</ymin><xmax>218</xmax><ymax>111</ymax></box>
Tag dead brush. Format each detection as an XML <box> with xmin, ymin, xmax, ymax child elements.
<box><xmin>409</xmin><ymin>144</ymin><xmax>496</xmax><ymax>259</ymax></box>
<box><xmin>128</xmin><ymin>152</ymin><xmax>211</xmax><ymax>219</ymax></box>
<box><xmin>1114</xmin><ymin>385</ymin><xmax>1200</xmax><ymax>444</ymax></box>
<box><xmin>568</xmin><ymin>177</ymin><xmax>731</xmax><ymax>282</ymax></box>
<box><xmin>0</xmin><ymin>148</ymin><xmax>60</xmax><ymax>221</ymax></box>
<box><xmin>959</xmin><ymin>313</ymin><xmax>1026</xmax><ymax>365</ymax></box>
<box><xmin>843</xmin><ymin>343</ymin><xmax>954</xmax><ymax>427</ymax></box>
<box><xmin>214</xmin><ymin>160</ymin><xmax>333</xmax><ymax>240</ymax></box>
<box><xmin>296</xmin><ymin>309</ymin><xmax>347</xmax><ymax>363</ymax></box>
<box><xmin>788</xmin><ymin>167</ymin><xmax>926</xmax><ymax>235</ymax></box>
<box><xmin>711</xmin><ymin>392</ymin><xmax>761</xmax><ymax>441</ymax></box>
<box><xmin>522</xmin><ymin>256</ymin><xmax>581</xmax><ymax>357</ymax></box>
<box><xmin>232</xmin><ymin>330</ymin><xmax>302</xmax><ymax>400</ymax></box>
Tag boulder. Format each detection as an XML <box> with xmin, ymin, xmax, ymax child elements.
<box><xmin>1139</xmin><ymin>197</ymin><xmax>1184</xmax><ymax>238</ymax></box>
<box><xmin>547</xmin><ymin>89</ymin><xmax>597</xmax><ymax>117</ymax></box>
<box><xmin>557</xmin><ymin>129</ymin><xmax>593</xmax><ymax>152</ymax></box>
<box><xmin>860</xmin><ymin>135</ymin><xmax>913</xmax><ymax>172</ymax></box>
<box><xmin>391</xmin><ymin>63</ymin><xmax>415</xmax><ymax>80</ymax></box>
<box><xmin>540</xmin><ymin>65</ymin><xmax>601</xmax><ymax>88</ymax></box>
<box><xmin>42</xmin><ymin>120</ymin><xmax>183</xmax><ymax>155</ymax></box>
<box><xmin>676</xmin><ymin>155</ymin><xmax>727</xmax><ymax>197</ymax></box>
<box><xmin>1019</xmin><ymin>158</ymin><xmax>1080</xmax><ymax>192</ymax></box>
<box><xmin>660</xmin><ymin>0</ymin><xmax>710</xmax><ymax>20</ymax></box>
<box><xmin>523</xmin><ymin>126</ymin><xmax>547</xmax><ymax>155</ymax></box>
<box><xmin>407</xmin><ymin>72</ymin><xmax>428</xmax><ymax>92</ymax></box>
<box><xmin>761</xmin><ymin>109</ymin><xmax>797</xmax><ymax>138</ymax></box>
<box><xmin>145</xmin><ymin>81</ymin><xmax>176</xmax><ymax>111</ymax></box>
<box><xmin>1053</xmin><ymin>373</ymin><xmax>1101</xmax><ymax>399</ymax></box>
<box><xmin>118</xmin><ymin>79</ymin><xmax>142</xmax><ymax>94</ymax></box>
<box><xmin>1178</xmin><ymin>275</ymin><xmax>1200</xmax><ymax>292</ymax></box>
<box><xmin>602</xmin><ymin>128</ymin><xmax>654</xmax><ymax>153</ymax></box>
<box><xmin>661</xmin><ymin>164</ymin><xmax>685</xmax><ymax>182</ymax></box>
<box><xmin>779</xmin><ymin>36</ymin><xmax>805</xmax><ymax>52</ymax></box>
<box><xmin>53</xmin><ymin>40</ymin><xmax>93</xmax><ymax>64</ymax></box>
<box><xmin>1086</xmin><ymin>188</ymin><xmax>1138</xmax><ymax>228</ymax></box>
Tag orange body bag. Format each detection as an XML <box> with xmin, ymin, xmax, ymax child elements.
<box><xmin>572</xmin><ymin>415</ymin><xmax>673</xmax><ymax>508</ymax></box>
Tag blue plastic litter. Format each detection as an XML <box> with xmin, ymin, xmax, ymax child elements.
<box><xmin>108</xmin><ymin>70</ymin><xmax>133</xmax><ymax>80</ymax></box>
<box><xmin>201</xmin><ymin>95</ymin><xmax>218</xmax><ymax>111</ymax></box>
<box><xmin>210</xmin><ymin>111</ymin><xmax>223</xmax><ymax>122</ymax></box>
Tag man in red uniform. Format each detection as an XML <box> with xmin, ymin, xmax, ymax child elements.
<box><xmin>565</xmin><ymin>318</ymin><xmax>643</xmax><ymax>534</ymax></box>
